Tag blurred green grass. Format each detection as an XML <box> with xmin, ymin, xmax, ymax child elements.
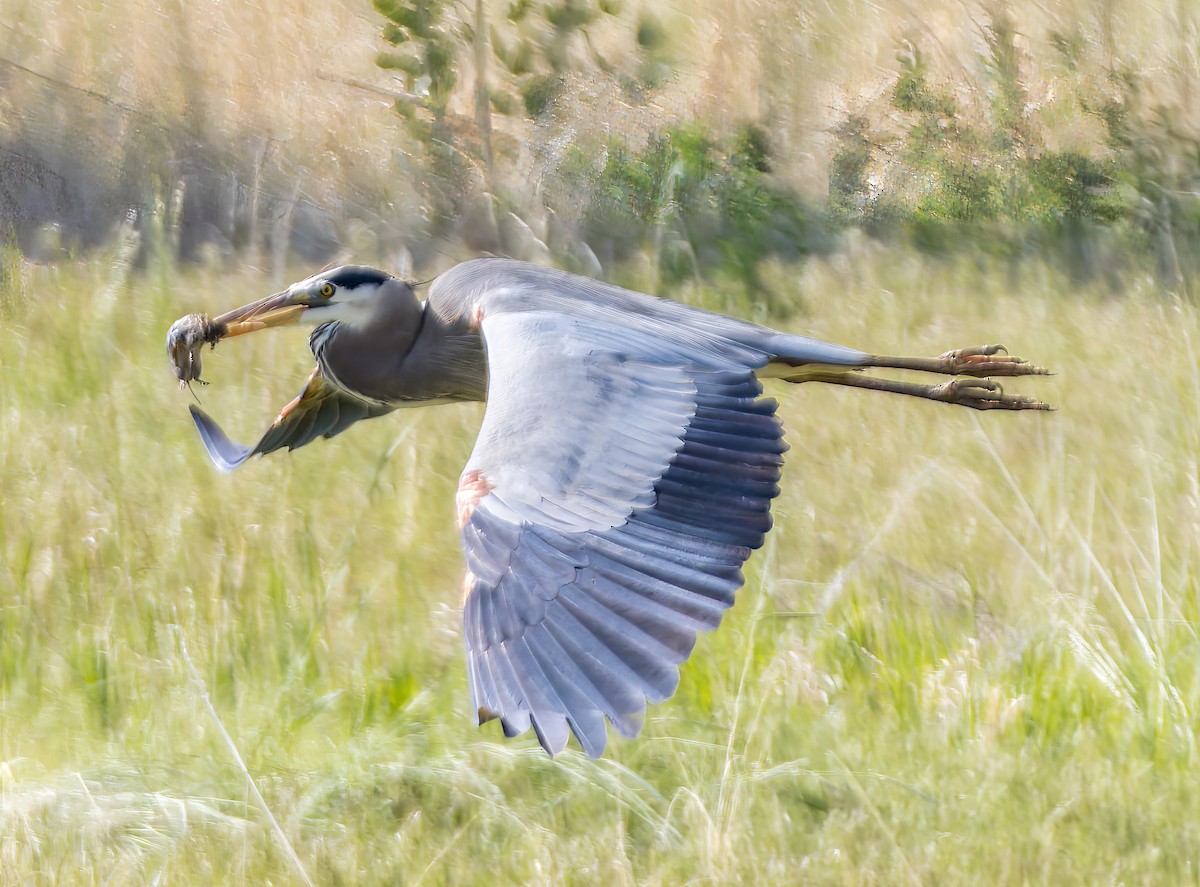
<box><xmin>2</xmin><ymin>248</ymin><xmax>1198</xmax><ymax>885</ymax></box>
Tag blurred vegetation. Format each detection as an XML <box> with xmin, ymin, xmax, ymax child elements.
<box><xmin>356</xmin><ymin>1</ymin><xmax>1200</xmax><ymax>298</ymax></box>
<box><xmin>2</xmin><ymin>0</ymin><xmax>1200</xmax><ymax>301</ymax></box>
<box><xmin>546</xmin><ymin>124</ymin><xmax>833</xmax><ymax>293</ymax></box>
<box><xmin>826</xmin><ymin>20</ymin><xmax>1134</xmax><ymax>274</ymax></box>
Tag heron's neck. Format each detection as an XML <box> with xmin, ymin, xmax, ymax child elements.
<box><xmin>319</xmin><ymin>300</ymin><xmax>486</xmax><ymax>404</ymax></box>
<box><xmin>401</xmin><ymin>310</ymin><xmax>488</xmax><ymax>402</ymax></box>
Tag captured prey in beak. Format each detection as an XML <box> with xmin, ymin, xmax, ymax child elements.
<box><xmin>165</xmin><ymin>289</ymin><xmax>310</xmax><ymax>386</ymax></box>
<box><xmin>165</xmin><ymin>313</ymin><xmax>216</xmax><ymax>396</ymax></box>
<box><xmin>167</xmin><ymin>257</ymin><xmax>1051</xmax><ymax>759</ymax></box>
<box><xmin>166</xmin><ymin>265</ymin><xmax>465</xmax><ymax>471</ymax></box>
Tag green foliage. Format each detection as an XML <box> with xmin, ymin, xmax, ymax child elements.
<box><xmin>371</xmin><ymin>0</ymin><xmax>477</xmax><ymax>232</ymax></box>
<box><xmin>981</xmin><ymin>9</ymin><xmax>1027</xmax><ymax>145</ymax></box>
<box><xmin>520</xmin><ymin>73</ymin><xmax>564</xmax><ymax>118</ymax></box>
<box><xmin>373</xmin><ymin>0</ymin><xmax>440</xmax><ymax>39</ymax></box>
<box><xmin>1079</xmin><ymin>67</ymin><xmax>1200</xmax><ymax>287</ymax></box>
<box><xmin>493</xmin><ymin>30</ymin><xmax>536</xmax><ymax>76</ymax></box>
<box><xmin>636</xmin><ymin>11</ymin><xmax>666</xmax><ymax>50</ymax></box>
<box><xmin>0</xmin><ymin>233</ymin><xmax>24</xmax><ymax>310</ymax></box>
<box><xmin>892</xmin><ymin>47</ymin><xmax>956</xmax><ymax>118</ymax></box>
<box><xmin>551</xmin><ymin>124</ymin><xmax>829</xmax><ymax>296</ymax></box>
<box><xmin>1025</xmin><ymin>152</ymin><xmax>1124</xmax><ymax>223</ymax></box>
<box><xmin>705</xmin><ymin>126</ymin><xmax>828</xmax><ymax>291</ymax></box>
<box><xmin>831</xmin><ymin>24</ymin><xmax>1145</xmax><ymax>270</ymax></box>
<box><xmin>489</xmin><ymin>88</ymin><xmax>519</xmax><ymax>116</ymax></box>
<box><xmin>633</xmin><ymin>10</ymin><xmax>674</xmax><ymax>87</ymax></box>
<box><xmin>828</xmin><ymin>115</ymin><xmax>875</xmax><ymax>223</ymax></box>
<box><xmin>376</xmin><ymin>51</ymin><xmax>424</xmax><ymax>75</ymax></box>
<box><xmin>544</xmin><ymin>0</ymin><xmax>597</xmax><ymax>35</ymax></box>
<box><xmin>506</xmin><ymin>0</ymin><xmax>621</xmax><ymax>99</ymax></box>
<box><xmin>890</xmin><ymin>46</ymin><xmax>1009</xmax><ymax>230</ymax></box>
<box><xmin>375</xmin><ymin>0</ymin><xmax>621</xmax><ymax>129</ymax></box>
<box><xmin>425</xmin><ymin>37</ymin><xmax>457</xmax><ymax>109</ymax></box>
<box><xmin>372</xmin><ymin>0</ymin><xmax>457</xmax><ymax>115</ymax></box>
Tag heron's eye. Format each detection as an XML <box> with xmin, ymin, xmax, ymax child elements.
<box><xmin>320</xmin><ymin>283</ymin><xmax>335</xmax><ymax>298</ymax></box>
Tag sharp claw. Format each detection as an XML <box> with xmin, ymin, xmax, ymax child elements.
<box><xmin>935</xmin><ymin>344</ymin><xmax>1049</xmax><ymax>377</ymax></box>
<box><xmin>938</xmin><ymin>344</ymin><xmax>1006</xmax><ymax>360</ymax></box>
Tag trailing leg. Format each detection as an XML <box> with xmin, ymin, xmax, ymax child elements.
<box><xmin>802</xmin><ymin>370</ymin><xmax>1052</xmax><ymax>411</ymax></box>
<box><xmin>862</xmin><ymin>344</ymin><xmax>1049</xmax><ymax>378</ymax></box>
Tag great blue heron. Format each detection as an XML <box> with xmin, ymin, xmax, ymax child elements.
<box><xmin>167</xmin><ymin>258</ymin><xmax>1049</xmax><ymax>757</ymax></box>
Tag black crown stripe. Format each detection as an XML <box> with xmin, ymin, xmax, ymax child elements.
<box><xmin>324</xmin><ymin>267</ymin><xmax>391</xmax><ymax>290</ymax></box>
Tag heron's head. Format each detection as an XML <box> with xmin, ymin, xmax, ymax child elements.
<box><xmin>213</xmin><ymin>266</ymin><xmax>398</xmax><ymax>338</ymax></box>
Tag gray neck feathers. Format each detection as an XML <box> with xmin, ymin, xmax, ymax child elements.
<box><xmin>318</xmin><ymin>279</ymin><xmax>486</xmax><ymax>404</ymax></box>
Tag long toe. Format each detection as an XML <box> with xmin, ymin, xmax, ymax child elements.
<box><xmin>938</xmin><ymin>344</ymin><xmax>1050</xmax><ymax>377</ymax></box>
<box><xmin>932</xmin><ymin>378</ymin><xmax>1053</xmax><ymax>411</ymax></box>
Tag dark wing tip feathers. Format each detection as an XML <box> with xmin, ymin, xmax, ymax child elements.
<box><xmin>463</xmin><ymin>370</ymin><xmax>784</xmax><ymax>757</ymax></box>
<box><xmin>188</xmin><ymin>373</ymin><xmax>394</xmax><ymax>471</ymax></box>
<box><xmin>189</xmin><ymin>404</ymin><xmax>254</xmax><ymax>471</ymax></box>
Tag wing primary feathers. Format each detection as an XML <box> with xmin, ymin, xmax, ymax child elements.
<box><xmin>541</xmin><ymin>605</ymin><xmax>647</xmax><ymax>738</ymax></box>
<box><xmin>485</xmin><ymin>647</ymin><xmax>533</xmax><ymax>737</ymax></box>
<box><xmin>586</xmin><ymin>556</ymin><xmax>734</xmax><ymax>620</ymax></box>
<box><xmin>505</xmin><ymin>638</ymin><xmax>572</xmax><ymax>754</ymax></box>
<box><xmin>308</xmin><ymin>397</ymin><xmax>343</xmax><ymax>440</ymax></box>
<box><xmin>586</xmin><ymin>534</ymin><xmax>742</xmax><ymax>599</ymax></box>
<box><xmin>633</xmin><ymin>508</ymin><xmax>768</xmax><ymax>547</ymax></box>
<box><xmin>608</xmin><ymin>522</ymin><xmax>747</xmax><ymax>573</ymax></box>
<box><xmin>524</xmin><ymin>625</ymin><xmax>610</xmax><ymax>757</ymax></box>
<box><xmin>189</xmin><ymin>405</ymin><xmax>255</xmax><ymax>471</ymax></box>
<box><xmin>556</xmin><ymin>588</ymin><xmax>682</xmax><ymax>702</ymax></box>
<box><xmin>581</xmin><ymin>570</ymin><xmax>700</xmax><ymax>660</ymax></box>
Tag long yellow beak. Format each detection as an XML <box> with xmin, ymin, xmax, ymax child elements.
<box><xmin>212</xmin><ymin>291</ymin><xmax>309</xmax><ymax>338</ymax></box>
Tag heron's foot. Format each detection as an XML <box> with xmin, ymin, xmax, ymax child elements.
<box><xmin>929</xmin><ymin>378</ymin><xmax>1052</xmax><ymax>411</ymax></box>
<box><xmin>937</xmin><ymin>344</ymin><xmax>1049</xmax><ymax>377</ymax></box>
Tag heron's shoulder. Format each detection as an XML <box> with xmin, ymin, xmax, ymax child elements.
<box><xmin>427</xmin><ymin>258</ymin><xmax>661</xmax><ymax>320</ymax></box>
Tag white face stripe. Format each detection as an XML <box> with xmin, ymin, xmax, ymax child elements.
<box><xmin>303</xmin><ymin>294</ymin><xmax>378</xmax><ymax>328</ymax></box>
<box><xmin>290</xmin><ymin>271</ymin><xmax>385</xmax><ymax>329</ymax></box>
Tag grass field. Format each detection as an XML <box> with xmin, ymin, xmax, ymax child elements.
<box><xmin>1</xmin><ymin>246</ymin><xmax>1198</xmax><ymax>885</ymax></box>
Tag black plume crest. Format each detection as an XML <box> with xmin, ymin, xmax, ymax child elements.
<box><xmin>325</xmin><ymin>266</ymin><xmax>391</xmax><ymax>290</ymax></box>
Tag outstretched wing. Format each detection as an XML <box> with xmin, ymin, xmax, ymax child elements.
<box><xmin>189</xmin><ymin>367</ymin><xmax>394</xmax><ymax>471</ymax></box>
<box><xmin>459</xmin><ymin>310</ymin><xmax>786</xmax><ymax>757</ymax></box>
